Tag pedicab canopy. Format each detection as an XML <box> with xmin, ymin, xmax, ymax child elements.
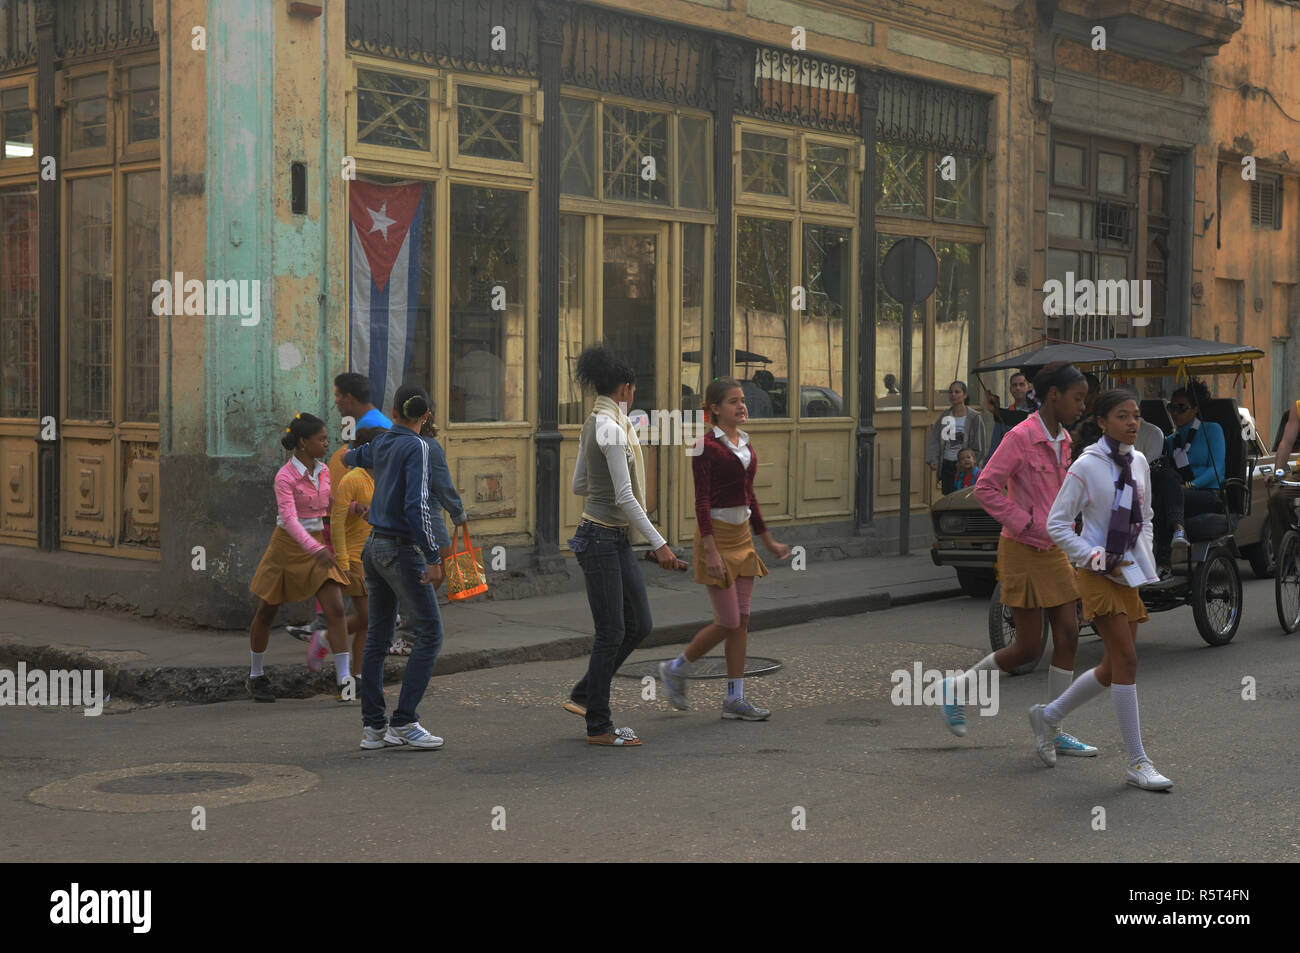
<box><xmin>975</xmin><ymin>336</ymin><xmax>1264</xmax><ymax>380</ymax></box>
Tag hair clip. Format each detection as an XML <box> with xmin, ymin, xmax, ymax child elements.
<box><xmin>285</xmin><ymin>426</ymin><xmax>291</xmax><ymax>433</ymax></box>
<box><xmin>295</xmin><ymin>413</ymin><xmax>301</xmax><ymax>419</ymax></box>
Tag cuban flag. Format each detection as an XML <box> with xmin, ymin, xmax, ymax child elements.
<box><xmin>349</xmin><ymin>181</ymin><xmax>425</xmax><ymax>415</ymax></box>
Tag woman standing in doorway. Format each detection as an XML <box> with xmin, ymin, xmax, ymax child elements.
<box><xmin>657</xmin><ymin>378</ymin><xmax>791</xmax><ymax>721</ymax></box>
<box><xmin>566</xmin><ymin>345</ymin><xmax>687</xmax><ymax>747</ymax></box>
<box><xmin>246</xmin><ymin>413</ymin><xmax>352</xmax><ymax>702</ymax></box>
<box><xmin>926</xmin><ymin>380</ymin><xmax>986</xmax><ymax>495</ymax></box>
<box><xmin>1037</xmin><ymin>389</ymin><xmax>1169</xmax><ymax>790</ymax></box>
<box><xmin>942</xmin><ymin>363</ymin><xmax>1096</xmax><ymax>756</ymax></box>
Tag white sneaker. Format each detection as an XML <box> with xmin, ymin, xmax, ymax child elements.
<box><xmin>1125</xmin><ymin>758</ymin><xmax>1173</xmax><ymax>791</ymax></box>
<box><xmin>359</xmin><ymin>725</ymin><xmax>389</xmax><ymax>750</ymax></box>
<box><xmin>1027</xmin><ymin>704</ymin><xmax>1057</xmax><ymax>766</ymax></box>
<box><xmin>384</xmin><ymin>721</ymin><xmax>444</xmax><ymax>749</ymax></box>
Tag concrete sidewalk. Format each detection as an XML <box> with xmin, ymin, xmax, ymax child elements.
<box><xmin>0</xmin><ymin>552</ymin><xmax>962</xmax><ymax>705</ymax></box>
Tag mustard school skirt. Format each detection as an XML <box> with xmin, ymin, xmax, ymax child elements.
<box><xmin>693</xmin><ymin>518</ymin><xmax>769</xmax><ymax>588</ymax></box>
<box><xmin>344</xmin><ymin>563</ymin><xmax>368</xmax><ymax>598</ymax></box>
<box><xmin>996</xmin><ymin>536</ymin><xmax>1079</xmax><ymax>609</ymax></box>
<box><xmin>1075</xmin><ymin>566</ymin><xmax>1149</xmax><ymax>624</ymax></box>
<box><xmin>249</xmin><ymin>527</ymin><xmax>349</xmax><ymax>605</ymax></box>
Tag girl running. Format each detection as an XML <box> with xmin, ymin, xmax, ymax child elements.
<box><xmin>246</xmin><ymin>413</ymin><xmax>352</xmax><ymax>702</ymax></box>
<box><xmin>1036</xmin><ymin>389</ymin><xmax>1169</xmax><ymax>790</ymax></box>
<box><xmin>567</xmin><ymin>345</ymin><xmax>686</xmax><ymax>747</ymax></box>
<box><xmin>329</xmin><ymin>427</ymin><xmax>383</xmax><ymax>681</ymax></box>
<box><xmin>658</xmin><ymin>378</ymin><xmax>791</xmax><ymax>721</ymax></box>
<box><xmin>942</xmin><ymin>363</ymin><xmax>1095</xmax><ymax>756</ymax></box>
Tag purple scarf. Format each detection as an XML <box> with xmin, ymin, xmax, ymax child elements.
<box><xmin>1101</xmin><ymin>435</ymin><xmax>1143</xmax><ymax>571</ymax></box>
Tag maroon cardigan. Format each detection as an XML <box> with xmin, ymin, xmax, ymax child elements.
<box><xmin>691</xmin><ymin>431</ymin><xmax>766</xmax><ymax>536</ymax></box>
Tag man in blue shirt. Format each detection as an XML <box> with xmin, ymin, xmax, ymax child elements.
<box><xmin>1152</xmin><ymin>380</ymin><xmax>1226</xmax><ymax>574</ymax></box>
<box><xmin>344</xmin><ymin>384</ymin><xmax>446</xmax><ymax>750</ymax></box>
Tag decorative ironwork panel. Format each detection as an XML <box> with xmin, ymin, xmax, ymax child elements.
<box><xmin>0</xmin><ymin>0</ymin><xmax>37</xmax><ymax>71</ymax></box>
<box><xmin>561</xmin><ymin>4</ymin><xmax>714</xmax><ymax>109</ymax></box>
<box><xmin>737</xmin><ymin>47</ymin><xmax>858</xmax><ymax>135</ymax></box>
<box><xmin>876</xmin><ymin>73</ymin><xmax>989</xmax><ymax>158</ymax></box>
<box><xmin>57</xmin><ymin>0</ymin><xmax>158</xmax><ymax>57</ymax></box>
<box><xmin>346</xmin><ymin>0</ymin><xmax>539</xmax><ymax>78</ymax></box>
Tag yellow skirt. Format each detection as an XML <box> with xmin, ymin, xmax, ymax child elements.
<box><xmin>693</xmin><ymin>518</ymin><xmax>769</xmax><ymax>588</ymax></box>
<box><xmin>249</xmin><ymin>527</ymin><xmax>349</xmax><ymax>605</ymax></box>
<box><xmin>344</xmin><ymin>563</ymin><xmax>368</xmax><ymax>598</ymax></box>
<box><xmin>1076</xmin><ymin>567</ymin><xmax>1149</xmax><ymax>624</ymax></box>
<box><xmin>996</xmin><ymin>536</ymin><xmax>1078</xmax><ymax>609</ymax></box>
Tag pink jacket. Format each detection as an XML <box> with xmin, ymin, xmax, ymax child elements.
<box><xmin>973</xmin><ymin>414</ymin><xmax>1070</xmax><ymax>551</ymax></box>
<box><xmin>274</xmin><ymin>458</ymin><xmax>332</xmax><ymax>554</ymax></box>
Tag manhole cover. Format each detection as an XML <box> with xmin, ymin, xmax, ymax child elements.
<box><xmin>29</xmin><ymin>762</ymin><xmax>319</xmax><ymax>814</ymax></box>
<box><xmin>96</xmin><ymin>771</ymin><xmax>253</xmax><ymax>795</ymax></box>
<box><xmin>616</xmin><ymin>657</ymin><xmax>782</xmax><ymax>680</ymax></box>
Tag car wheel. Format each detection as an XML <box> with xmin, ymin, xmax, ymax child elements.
<box><xmin>987</xmin><ymin>582</ymin><xmax>1048</xmax><ymax>676</ymax></box>
<box><xmin>956</xmin><ymin>568</ymin><xmax>996</xmax><ymax>598</ymax></box>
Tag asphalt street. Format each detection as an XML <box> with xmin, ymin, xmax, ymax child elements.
<box><xmin>2</xmin><ymin>579</ymin><xmax>1297</xmax><ymax>862</ymax></box>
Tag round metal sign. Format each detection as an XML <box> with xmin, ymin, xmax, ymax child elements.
<box><xmin>880</xmin><ymin>237</ymin><xmax>939</xmax><ymax>304</ymax></box>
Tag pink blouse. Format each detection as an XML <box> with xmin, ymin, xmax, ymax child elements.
<box><xmin>274</xmin><ymin>458</ymin><xmax>331</xmax><ymax>554</ymax></box>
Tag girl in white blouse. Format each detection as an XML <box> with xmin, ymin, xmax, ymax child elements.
<box><xmin>1036</xmin><ymin>390</ymin><xmax>1172</xmax><ymax>791</ymax></box>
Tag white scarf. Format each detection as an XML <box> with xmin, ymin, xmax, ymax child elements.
<box><xmin>592</xmin><ymin>394</ymin><xmax>646</xmax><ymax>510</ymax></box>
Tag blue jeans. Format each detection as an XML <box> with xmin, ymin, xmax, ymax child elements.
<box><xmin>360</xmin><ymin>535</ymin><xmax>444</xmax><ymax>729</ymax></box>
<box><xmin>567</xmin><ymin>521</ymin><xmax>654</xmax><ymax>736</ymax></box>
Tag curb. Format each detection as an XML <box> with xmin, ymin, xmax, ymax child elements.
<box><xmin>0</xmin><ymin>583</ymin><xmax>961</xmax><ymax>706</ymax></box>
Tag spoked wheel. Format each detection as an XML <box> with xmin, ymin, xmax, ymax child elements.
<box><xmin>986</xmin><ymin>581</ymin><xmax>1049</xmax><ymax>675</ymax></box>
<box><xmin>1275</xmin><ymin>530</ymin><xmax>1300</xmax><ymax>634</ymax></box>
<box><xmin>1191</xmin><ymin>547</ymin><xmax>1243</xmax><ymax>646</ymax></box>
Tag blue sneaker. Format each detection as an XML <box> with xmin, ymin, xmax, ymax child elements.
<box><xmin>657</xmin><ymin>661</ymin><xmax>690</xmax><ymax>710</ymax></box>
<box><xmin>1053</xmin><ymin>732</ymin><xmax>1099</xmax><ymax>757</ymax></box>
<box><xmin>721</xmin><ymin>697</ymin><xmax>770</xmax><ymax>721</ymax></box>
<box><xmin>939</xmin><ymin>676</ymin><xmax>967</xmax><ymax>737</ymax></box>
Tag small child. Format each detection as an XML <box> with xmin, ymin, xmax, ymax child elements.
<box><xmin>954</xmin><ymin>448</ymin><xmax>980</xmax><ymax>489</ymax></box>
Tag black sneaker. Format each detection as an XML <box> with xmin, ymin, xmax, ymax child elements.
<box><xmin>247</xmin><ymin>675</ymin><xmax>275</xmax><ymax>703</ymax></box>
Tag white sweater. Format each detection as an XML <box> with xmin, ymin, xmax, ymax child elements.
<box><xmin>1046</xmin><ymin>441</ymin><xmax>1159</xmax><ymax>587</ymax></box>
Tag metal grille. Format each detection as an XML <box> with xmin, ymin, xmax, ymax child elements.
<box><xmin>737</xmin><ymin>46</ymin><xmax>858</xmax><ymax>134</ymax></box>
<box><xmin>57</xmin><ymin>0</ymin><xmax>157</xmax><ymax>57</ymax></box>
<box><xmin>346</xmin><ymin>0</ymin><xmax>539</xmax><ymax>78</ymax></box>
<box><xmin>966</xmin><ymin>513</ymin><xmax>1001</xmax><ymax>536</ymax></box>
<box><xmin>0</xmin><ymin>0</ymin><xmax>37</xmax><ymax>70</ymax></box>
<box><xmin>561</xmin><ymin>4</ymin><xmax>714</xmax><ymax>108</ymax></box>
<box><xmin>877</xmin><ymin>74</ymin><xmax>990</xmax><ymax>158</ymax></box>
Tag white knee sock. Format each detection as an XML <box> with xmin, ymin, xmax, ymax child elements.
<box><xmin>954</xmin><ymin>653</ymin><xmax>999</xmax><ymax>701</ymax></box>
<box><xmin>1042</xmin><ymin>668</ymin><xmax>1107</xmax><ymax>725</ymax></box>
<box><xmin>1111</xmin><ymin>683</ymin><xmax>1147</xmax><ymax>764</ymax></box>
<box><xmin>250</xmin><ymin>651</ymin><xmax>265</xmax><ymax>678</ymax></box>
<box><xmin>1047</xmin><ymin>665</ymin><xmax>1074</xmax><ymax>729</ymax></box>
<box><xmin>335</xmin><ymin>652</ymin><xmax>351</xmax><ymax>683</ymax></box>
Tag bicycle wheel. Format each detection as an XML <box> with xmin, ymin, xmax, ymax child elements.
<box><xmin>1275</xmin><ymin>530</ymin><xmax>1300</xmax><ymax>634</ymax></box>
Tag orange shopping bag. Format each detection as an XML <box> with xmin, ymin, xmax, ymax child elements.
<box><xmin>445</xmin><ymin>524</ymin><xmax>488</xmax><ymax>601</ymax></box>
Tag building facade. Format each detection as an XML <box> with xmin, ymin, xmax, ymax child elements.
<box><xmin>0</xmin><ymin>0</ymin><xmax>1293</xmax><ymax>626</ymax></box>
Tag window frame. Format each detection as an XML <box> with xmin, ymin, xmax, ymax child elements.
<box><xmin>347</xmin><ymin>58</ymin><xmax>443</xmax><ymax>171</ymax></box>
<box><xmin>447</xmin><ymin>74</ymin><xmax>539</xmax><ymax>179</ymax></box>
<box><xmin>59</xmin><ymin>62</ymin><xmax>115</xmax><ymax>171</ymax></box>
<box><xmin>0</xmin><ymin>73</ymin><xmax>37</xmax><ymax>175</ymax></box>
<box><xmin>117</xmin><ymin>52</ymin><xmax>161</xmax><ymax>164</ymax></box>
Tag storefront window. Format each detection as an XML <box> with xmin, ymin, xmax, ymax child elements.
<box><xmin>875</xmin><ymin>233</ymin><xmax>924</xmax><ymax>408</ymax></box>
<box><xmin>680</xmin><ymin>223</ymin><xmax>707</xmax><ymax>412</ymax></box>
<box><xmin>603</xmin><ymin>105</ymin><xmax>668</xmax><ymax>204</ymax></box>
<box><xmin>560</xmin><ymin>98</ymin><xmax>595</xmax><ymax>196</ymax></box>
<box><xmin>124</xmin><ymin>171</ymin><xmax>160</xmax><ymax>421</ymax></box>
<box><xmin>457</xmin><ymin>84</ymin><xmax>524</xmax><ymax>162</ymax></box>
<box><xmin>801</xmin><ymin>224</ymin><xmax>849</xmax><ymax>417</ymax></box>
<box><xmin>356</xmin><ymin>69</ymin><xmax>429</xmax><ymax>151</ymax></box>
<box><xmin>67</xmin><ymin>176</ymin><xmax>113</xmax><ymax>421</ymax></box>
<box><xmin>558</xmin><ymin>215</ymin><xmax>585</xmax><ymax>425</ymax></box>
<box><xmin>734</xmin><ymin>216</ymin><xmax>790</xmax><ymax>418</ymax></box>
<box><xmin>934</xmin><ymin>240</ymin><xmax>977</xmax><ymax>405</ymax></box>
<box><xmin>1</xmin><ymin>88</ymin><xmax>32</xmax><ymax>159</ymax></box>
<box><xmin>740</xmin><ymin>132</ymin><xmax>789</xmax><ymax>197</ymax></box>
<box><xmin>70</xmin><ymin>74</ymin><xmax>109</xmax><ymax>151</ymax></box>
<box><xmin>0</xmin><ymin>186</ymin><xmax>38</xmax><ymax>418</ymax></box>
<box><xmin>449</xmin><ymin>185</ymin><xmax>526</xmax><ymax>422</ymax></box>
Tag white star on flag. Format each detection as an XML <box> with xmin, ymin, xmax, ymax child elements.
<box><xmin>367</xmin><ymin>202</ymin><xmax>396</xmax><ymax>241</ymax></box>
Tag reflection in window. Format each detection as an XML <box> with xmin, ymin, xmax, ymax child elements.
<box><xmin>877</xmin><ymin>142</ymin><xmax>925</xmax><ymax>216</ymax></box>
<box><xmin>356</xmin><ymin>69</ymin><xmax>429</xmax><ymax>151</ymax></box>
<box><xmin>935</xmin><ymin>241</ymin><xmax>977</xmax><ymax>405</ymax></box>
<box><xmin>399</xmin><ymin>182</ymin><xmax>435</xmax><ymax>405</ymax></box>
<box><xmin>875</xmin><ymin>234</ymin><xmax>924</xmax><ymax>407</ymax></box>
<box><xmin>128</xmin><ymin>65</ymin><xmax>160</xmax><ymax>143</ymax></box>
<box><xmin>125</xmin><ymin>172</ymin><xmax>160</xmax><ymax>421</ymax></box>
<box><xmin>560</xmin><ymin>98</ymin><xmax>595</xmax><ymax>196</ymax></box>
<box><xmin>603</xmin><ymin>105</ymin><xmax>668</xmax><ymax>203</ymax></box>
<box><xmin>801</xmin><ymin>225</ymin><xmax>849</xmax><ymax>417</ymax></box>
<box><xmin>934</xmin><ymin>154</ymin><xmax>981</xmax><ymax>222</ymax></box>
<box><xmin>67</xmin><ymin>176</ymin><xmax>113</xmax><ymax>421</ymax></box>
<box><xmin>1</xmin><ymin>87</ymin><xmax>32</xmax><ymax>159</ymax></box>
<box><xmin>457</xmin><ymin>85</ymin><xmax>524</xmax><ymax>162</ymax></box>
<box><xmin>740</xmin><ymin>133</ymin><xmax>788</xmax><ymax>197</ymax></box>
<box><xmin>0</xmin><ymin>186</ymin><xmax>38</xmax><ymax>418</ymax></box>
<box><xmin>558</xmin><ymin>215</ymin><xmax>585</xmax><ymax>425</ymax></box>
<box><xmin>70</xmin><ymin>74</ymin><xmax>108</xmax><ymax>151</ymax></box>
<box><xmin>449</xmin><ymin>186</ymin><xmax>526</xmax><ymax>422</ymax></box>
<box><xmin>680</xmin><ymin>223</ymin><xmax>707</xmax><ymax>411</ymax></box>
<box><xmin>734</xmin><ymin>217</ymin><xmax>789</xmax><ymax>418</ymax></box>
